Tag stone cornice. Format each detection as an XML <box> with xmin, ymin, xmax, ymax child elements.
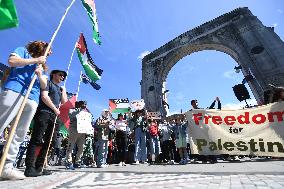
<box><xmin>143</xmin><ymin>7</ymin><xmax>253</xmax><ymax>63</ymax></box>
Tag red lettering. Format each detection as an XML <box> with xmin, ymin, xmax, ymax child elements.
<box><xmin>212</xmin><ymin>116</ymin><xmax>222</xmax><ymax>125</ymax></box>
<box><xmin>224</xmin><ymin>116</ymin><xmax>236</xmax><ymax>125</ymax></box>
<box><xmin>237</xmin><ymin>112</ymin><xmax>250</xmax><ymax>124</ymax></box>
<box><xmin>193</xmin><ymin>113</ymin><xmax>203</xmax><ymax>125</ymax></box>
<box><xmin>204</xmin><ymin>115</ymin><xmax>211</xmax><ymax>124</ymax></box>
<box><xmin>252</xmin><ymin>114</ymin><xmax>266</xmax><ymax>124</ymax></box>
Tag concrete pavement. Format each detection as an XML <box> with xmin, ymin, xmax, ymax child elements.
<box><xmin>1</xmin><ymin>158</ymin><xmax>284</xmax><ymax>189</ymax></box>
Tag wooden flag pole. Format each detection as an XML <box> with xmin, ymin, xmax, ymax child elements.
<box><xmin>0</xmin><ymin>0</ymin><xmax>76</xmax><ymax>175</ymax></box>
<box><xmin>42</xmin><ymin>39</ymin><xmax>78</xmax><ymax>170</ymax></box>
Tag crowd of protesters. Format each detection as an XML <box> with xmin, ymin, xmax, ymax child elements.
<box><xmin>0</xmin><ymin>41</ymin><xmax>284</xmax><ymax>181</ymax></box>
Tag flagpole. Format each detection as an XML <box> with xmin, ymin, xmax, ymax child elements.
<box><xmin>0</xmin><ymin>0</ymin><xmax>77</xmax><ymax>174</ymax></box>
<box><xmin>76</xmin><ymin>71</ymin><xmax>83</xmax><ymax>100</ymax></box>
<box><xmin>42</xmin><ymin>38</ymin><xmax>78</xmax><ymax>170</ymax></box>
<box><xmin>63</xmin><ymin>40</ymin><xmax>78</xmax><ymax>88</ymax></box>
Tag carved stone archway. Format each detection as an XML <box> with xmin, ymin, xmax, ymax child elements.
<box><xmin>141</xmin><ymin>7</ymin><xmax>284</xmax><ymax>117</ymax></box>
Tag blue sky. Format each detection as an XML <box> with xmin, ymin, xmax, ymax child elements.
<box><xmin>0</xmin><ymin>0</ymin><xmax>283</xmax><ymax>118</ymax></box>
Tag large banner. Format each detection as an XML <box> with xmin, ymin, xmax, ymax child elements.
<box><xmin>185</xmin><ymin>102</ymin><xmax>284</xmax><ymax>157</ymax></box>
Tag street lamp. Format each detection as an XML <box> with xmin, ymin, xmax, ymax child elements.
<box><xmin>234</xmin><ymin>65</ymin><xmax>242</xmax><ymax>73</ymax></box>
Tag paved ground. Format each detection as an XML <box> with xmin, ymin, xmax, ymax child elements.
<box><xmin>1</xmin><ymin>158</ymin><xmax>284</xmax><ymax>189</ymax></box>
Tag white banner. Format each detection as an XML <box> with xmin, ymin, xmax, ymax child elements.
<box><xmin>185</xmin><ymin>102</ymin><xmax>284</xmax><ymax>157</ymax></box>
<box><xmin>76</xmin><ymin>111</ymin><xmax>94</xmax><ymax>134</ymax></box>
<box><xmin>147</xmin><ymin>111</ymin><xmax>162</xmax><ymax>120</ymax></box>
<box><xmin>130</xmin><ymin>99</ymin><xmax>145</xmax><ymax>111</ymax></box>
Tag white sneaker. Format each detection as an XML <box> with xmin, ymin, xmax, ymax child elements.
<box><xmin>234</xmin><ymin>156</ymin><xmax>240</xmax><ymax>161</ymax></box>
<box><xmin>1</xmin><ymin>166</ymin><xmax>26</xmax><ymax>180</ymax></box>
<box><xmin>122</xmin><ymin>162</ymin><xmax>126</xmax><ymax>166</ymax></box>
<box><xmin>133</xmin><ymin>161</ymin><xmax>140</xmax><ymax>165</ymax></box>
<box><xmin>168</xmin><ymin>160</ymin><xmax>175</xmax><ymax>165</ymax></box>
<box><xmin>97</xmin><ymin>164</ymin><xmax>108</xmax><ymax>168</ymax></box>
<box><xmin>118</xmin><ymin>162</ymin><xmax>123</xmax><ymax>166</ymax></box>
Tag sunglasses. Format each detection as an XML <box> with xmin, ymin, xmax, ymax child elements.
<box><xmin>57</xmin><ymin>73</ymin><xmax>65</xmax><ymax>77</ymax></box>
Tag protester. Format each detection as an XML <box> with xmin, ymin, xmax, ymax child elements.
<box><xmin>65</xmin><ymin>101</ymin><xmax>89</xmax><ymax>170</ymax></box>
<box><xmin>173</xmin><ymin>118</ymin><xmax>188</xmax><ymax>165</ymax></box>
<box><xmin>148</xmin><ymin>119</ymin><xmax>160</xmax><ymax>164</ymax></box>
<box><xmin>132</xmin><ymin>110</ymin><xmax>148</xmax><ymax>164</ymax></box>
<box><xmin>95</xmin><ymin>109</ymin><xmax>113</xmax><ymax>168</ymax></box>
<box><xmin>0</xmin><ymin>41</ymin><xmax>50</xmax><ymax>180</ymax></box>
<box><xmin>24</xmin><ymin>69</ymin><xmax>67</xmax><ymax>177</ymax></box>
<box><xmin>115</xmin><ymin>113</ymin><xmax>129</xmax><ymax>166</ymax></box>
<box><xmin>159</xmin><ymin>120</ymin><xmax>175</xmax><ymax>164</ymax></box>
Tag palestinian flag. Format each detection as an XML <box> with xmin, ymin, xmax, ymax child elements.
<box><xmin>81</xmin><ymin>73</ymin><xmax>101</xmax><ymax>90</ymax></box>
<box><xmin>58</xmin><ymin>95</ymin><xmax>76</xmax><ymax>129</ymax></box>
<box><xmin>109</xmin><ymin>98</ymin><xmax>130</xmax><ymax>113</ymax></box>
<box><xmin>81</xmin><ymin>0</ymin><xmax>101</xmax><ymax>45</ymax></box>
<box><xmin>76</xmin><ymin>33</ymin><xmax>102</xmax><ymax>82</ymax></box>
<box><xmin>0</xmin><ymin>0</ymin><xmax>18</xmax><ymax>30</ymax></box>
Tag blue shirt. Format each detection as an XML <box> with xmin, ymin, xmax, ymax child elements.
<box><xmin>4</xmin><ymin>47</ymin><xmax>42</xmax><ymax>103</ymax></box>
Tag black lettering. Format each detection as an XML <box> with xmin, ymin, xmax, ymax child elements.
<box><xmin>236</xmin><ymin>141</ymin><xmax>248</xmax><ymax>151</ymax></box>
<box><xmin>259</xmin><ymin>138</ymin><xmax>265</xmax><ymax>152</ymax></box>
<box><xmin>209</xmin><ymin>142</ymin><xmax>217</xmax><ymax>151</ymax></box>
<box><xmin>196</xmin><ymin>139</ymin><xmax>207</xmax><ymax>151</ymax></box>
<box><xmin>223</xmin><ymin>142</ymin><xmax>235</xmax><ymax>151</ymax></box>
<box><xmin>267</xmin><ymin>142</ymin><xmax>284</xmax><ymax>153</ymax></box>
<box><xmin>248</xmin><ymin>139</ymin><xmax>258</xmax><ymax>152</ymax></box>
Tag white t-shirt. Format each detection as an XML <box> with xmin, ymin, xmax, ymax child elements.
<box><xmin>115</xmin><ymin>120</ymin><xmax>128</xmax><ymax>132</ymax></box>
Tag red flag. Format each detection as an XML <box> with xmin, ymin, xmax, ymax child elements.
<box><xmin>59</xmin><ymin>95</ymin><xmax>76</xmax><ymax>128</ymax></box>
<box><xmin>77</xmin><ymin>33</ymin><xmax>87</xmax><ymax>54</ymax></box>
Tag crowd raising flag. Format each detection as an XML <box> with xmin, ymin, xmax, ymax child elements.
<box><xmin>81</xmin><ymin>0</ymin><xmax>101</xmax><ymax>45</ymax></box>
<box><xmin>81</xmin><ymin>73</ymin><xmax>101</xmax><ymax>90</ymax></box>
<box><xmin>76</xmin><ymin>33</ymin><xmax>103</xmax><ymax>82</ymax></box>
<box><xmin>0</xmin><ymin>0</ymin><xmax>18</xmax><ymax>30</ymax></box>
<box><xmin>109</xmin><ymin>98</ymin><xmax>130</xmax><ymax>113</ymax></box>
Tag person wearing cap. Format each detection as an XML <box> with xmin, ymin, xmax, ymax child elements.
<box><xmin>24</xmin><ymin>69</ymin><xmax>67</xmax><ymax>177</ymax></box>
<box><xmin>0</xmin><ymin>41</ymin><xmax>51</xmax><ymax>180</ymax></box>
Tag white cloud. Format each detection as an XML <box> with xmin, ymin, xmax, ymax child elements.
<box><xmin>138</xmin><ymin>51</ymin><xmax>150</xmax><ymax>60</ymax></box>
<box><xmin>223</xmin><ymin>70</ymin><xmax>238</xmax><ymax>80</ymax></box>
<box><xmin>277</xmin><ymin>9</ymin><xmax>283</xmax><ymax>14</ymax></box>
<box><xmin>273</xmin><ymin>23</ymin><xmax>278</xmax><ymax>27</ymax></box>
<box><xmin>222</xmin><ymin>99</ymin><xmax>258</xmax><ymax>110</ymax></box>
<box><xmin>168</xmin><ymin>110</ymin><xmax>182</xmax><ymax>116</ymax></box>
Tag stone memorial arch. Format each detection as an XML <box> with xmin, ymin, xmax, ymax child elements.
<box><xmin>141</xmin><ymin>7</ymin><xmax>284</xmax><ymax>117</ymax></box>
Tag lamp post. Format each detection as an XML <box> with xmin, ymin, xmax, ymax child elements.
<box><xmin>160</xmin><ymin>89</ymin><xmax>170</xmax><ymax>118</ymax></box>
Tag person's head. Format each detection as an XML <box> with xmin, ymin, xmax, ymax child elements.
<box><xmin>101</xmin><ymin>109</ymin><xmax>110</xmax><ymax>118</ymax></box>
<box><xmin>272</xmin><ymin>88</ymin><xmax>284</xmax><ymax>102</ymax></box>
<box><xmin>75</xmin><ymin>101</ymin><xmax>87</xmax><ymax>109</ymax></box>
<box><xmin>117</xmin><ymin>113</ymin><xmax>124</xmax><ymax>120</ymax></box>
<box><xmin>26</xmin><ymin>41</ymin><xmax>50</xmax><ymax>58</ymax></box>
<box><xmin>280</xmin><ymin>90</ymin><xmax>284</xmax><ymax>100</ymax></box>
<box><xmin>50</xmin><ymin>70</ymin><xmax>67</xmax><ymax>83</ymax></box>
<box><xmin>135</xmin><ymin>109</ymin><xmax>143</xmax><ymax>117</ymax></box>
<box><xmin>191</xmin><ymin>99</ymin><xmax>198</xmax><ymax>109</ymax></box>
<box><xmin>176</xmin><ymin>118</ymin><xmax>182</xmax><ymax>124</ymax></box>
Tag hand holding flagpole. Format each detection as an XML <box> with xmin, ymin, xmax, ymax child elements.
<box><xmin>0</xmin><ymin>0</ymin><xmax>76</xmax><ymax>175</ymax></box>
